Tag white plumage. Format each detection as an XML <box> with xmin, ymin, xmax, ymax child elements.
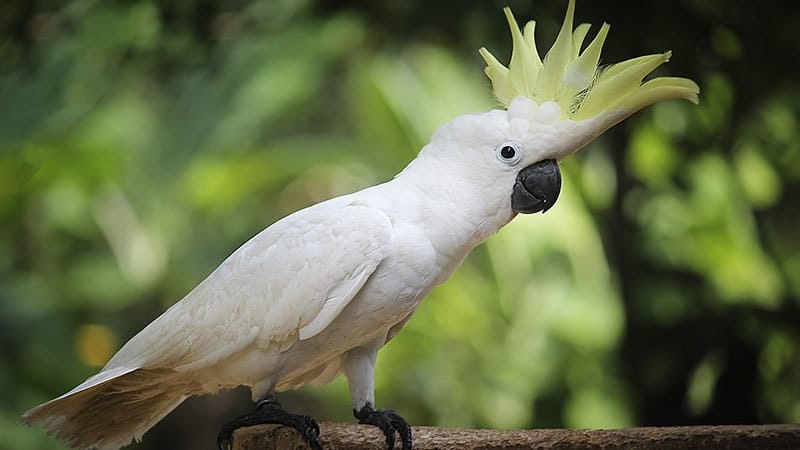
<box><xmin>22</xmin><ymin>2</ymin><xmax>699</xmax><ymax>446</ymax></box>
<box><xmin>22</xmin><ymin>113</ymin><xmax>518</xmax><ymax>448</ymax></box>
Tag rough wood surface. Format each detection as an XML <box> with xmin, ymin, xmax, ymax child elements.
<box><xmin>232</xmin><ymin>423</ymin><xmax>800</xmax><ymax>449</ymax></box>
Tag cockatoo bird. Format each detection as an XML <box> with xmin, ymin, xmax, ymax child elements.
<box><xmin>22</xmin><ymin>1</ymin><xmax>698</xmax><ymax>449</ymax></box>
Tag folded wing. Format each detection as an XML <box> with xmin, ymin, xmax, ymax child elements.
<box><xmin>105</xmin><ymin>199</ymin><xmax>394</xmax><ymax>373</ymax></box>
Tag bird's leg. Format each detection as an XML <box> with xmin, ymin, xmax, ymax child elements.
<box><xmin>353</xmin><ymin>402</ymin><xmax>412</xmax><ymax>450</ymax></box>
<box><xmin>217</xmin><ymin>395</ymin><xmax>322</xmax><ymax>450</ymax></box>
<box><xmin>343</xmin><ymin>339</ymin><xmax>412</xmax><ymax>450</ymax></box>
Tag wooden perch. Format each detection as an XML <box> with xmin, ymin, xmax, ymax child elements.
<box><xmin>232</xmin><ymin>423</ymin><xmax>800</xmax><ymax>449</ymax></box>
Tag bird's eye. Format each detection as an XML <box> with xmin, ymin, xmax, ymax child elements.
<box><xmin>496</xmin><ymin>143</ymin><xmax>522</xmax><ymax>165</ymax></box>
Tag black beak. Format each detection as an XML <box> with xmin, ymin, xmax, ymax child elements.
<box><xmin>511</xmin><ymin>159</ymin><xmax>561</xmax><ymax>214</ymax></box>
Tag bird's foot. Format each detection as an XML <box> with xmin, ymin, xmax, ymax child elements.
<box><xmin>217</xmin><ymin>398</ymin><xmax>322</xmax><ymax>450</ymax></box>
<box><xmin>353</xmin><ymin>403</ymin><xmax>412</xmax><ymax>450</ymax></box>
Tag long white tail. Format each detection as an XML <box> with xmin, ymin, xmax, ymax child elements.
<box><xmin>22</xmin><ymin>367</ymin><xmax>191</xmax><ymax>450</ymax></box>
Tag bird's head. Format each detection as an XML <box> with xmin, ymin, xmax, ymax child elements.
<box><xmin>417</xmin><ymin>0</ymin><xmax>699</xmax><ymax>216</ymax></box>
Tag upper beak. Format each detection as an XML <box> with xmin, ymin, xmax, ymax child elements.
<box><xmin>511</xmin><ymin>159</ymin><xmax>561</xmax><ymax>214</ymax></box>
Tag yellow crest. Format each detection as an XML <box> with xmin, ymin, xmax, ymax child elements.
<box><xmin>479</xmin><ymin>0</ymin><xmax>699</xmax><ymax>120</ymax></box>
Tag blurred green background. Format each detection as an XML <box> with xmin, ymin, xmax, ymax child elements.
<box><xmin>2</xmin><ymin>0</ymin><xmax>799</xmax><ymax>448</ymax></box>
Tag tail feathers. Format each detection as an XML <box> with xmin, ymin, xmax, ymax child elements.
<box><xmin>22</xmin><ymin>368</ymin><xmax>192</xmax><ymax>450</ymax></box>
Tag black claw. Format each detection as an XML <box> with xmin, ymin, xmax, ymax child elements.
<box><xmin>304</xmin><ymin>415</ymin><xmax>321</xmax><ymax>437</ymax></box>
<box><xmin>354</xmin><ymin>404</ymin><xmax>413</xmax><ymax>450</ymax></box>
<box><xmin>387</xmin><ymin>410</ymin><xmax>412</xmax><ymax>450</ymax></box>
<box><xmin>217</xmin><ymin>399</ymin><xmax>323</xmax><ymax>450</ymax></box>
<box><xmin>217</xmin><ymin>432</ymin><xmax>233</xmax><ymax>450</ymax></box>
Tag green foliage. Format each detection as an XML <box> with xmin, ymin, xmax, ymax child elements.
<box><xmin>2</xmin><ymin>1</ymin><xmax>799</xmax><ymax>449</ymax></box>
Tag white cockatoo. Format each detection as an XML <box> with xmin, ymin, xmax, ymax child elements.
<box><xmin>23</xmin><ymin>1</ymin><xmax>698</xmax><ymax>449</ymax></box>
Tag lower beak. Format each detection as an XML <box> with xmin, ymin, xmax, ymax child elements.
<box><xmin>511</xmin><ymin>159</ymin><xmax>561</xmax><ymax>214</ymax></box>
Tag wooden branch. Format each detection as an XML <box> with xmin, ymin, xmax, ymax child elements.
<box><xmin>232</xmin><ymin>423</ymin><xmax>800</xmax><ymax>449</ymax></box>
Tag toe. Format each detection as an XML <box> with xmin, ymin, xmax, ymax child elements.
<box><xmin>386</xmin><ymin>411</ymin><xmax>412</xmax><ymax>450</ymax></box>
<box><xmin>354</xmin><ymin>405</ymin><xmax>412</xmax><ymax>450</ymax></box>
<box><xmin>216</xmin><ymin>431</ymin><xmax>233</xmax><ymax>450</ymax></box>
<box><xmin>303</xmin><ymin>415</ymin><xmax>321</xmax><ymax>437</ymax></box>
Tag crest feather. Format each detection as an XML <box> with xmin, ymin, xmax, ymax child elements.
<box><xmin>479</xmin><ymin>0</ymin><xmax>699</xmax><ymax>119</ymax></box>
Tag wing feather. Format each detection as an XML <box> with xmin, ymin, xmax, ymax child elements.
<box><xmin>103</xmin><ymin>199</ymin><xmax>393</xmax><ymax>374</ymax></box>
<box><xmin>299</xmin><ymin>264</ymin><xmax>373</xmax><ymax>340</ymax></box>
